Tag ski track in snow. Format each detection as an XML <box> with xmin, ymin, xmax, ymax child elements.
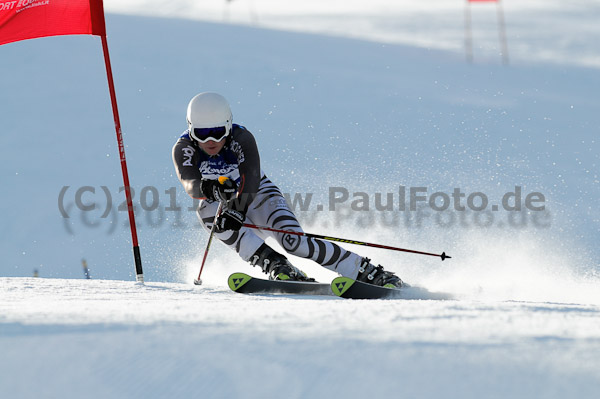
<box><xmin>2</xmin><ymin>277</ymin><xmax>600</xmax><ymax>398</ymax></box>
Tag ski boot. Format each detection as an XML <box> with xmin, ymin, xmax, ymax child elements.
<box><xmin>356</xmin><ymin>258</ymin><xmax>403</xmax><ymax>288</ymax></box>
<box><xmin>249</xmin><ymin>244</ymin><xmax>314</xmax><ymax>282</ymax></box>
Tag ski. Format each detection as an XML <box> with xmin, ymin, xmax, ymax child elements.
<box><xmin>330</xmin><ymin>276</ymin><xmax>403</xmax><ymax>299</ymax></box>
<box><xmin>228</xmin><ymin>272</ymin><xmax>333</xmax><ymax>296</ymax></box>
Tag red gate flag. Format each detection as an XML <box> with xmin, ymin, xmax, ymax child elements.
<box><xmin>0</xmin><ymin>0</ymin><xmax>106</xmax><ymax>46</ymax></box>
<box><xmin>0</xmin><ymin>0</ymin><xmax>144</xmax><ymax>282</ymax></box>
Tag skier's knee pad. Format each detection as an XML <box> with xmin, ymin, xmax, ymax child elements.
<box><xmin>277</xmin><ymin>232</ymin><xmax>304</xmax><ymax>257</ymax></box>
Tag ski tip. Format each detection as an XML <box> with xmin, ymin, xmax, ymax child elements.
<box><xmin>331</xmin><ymin>276</ymin><xmax>355</xmax><ymax>297</ymax></box>
<box><xmin>228</xmin><ymin>272</ymin><xmax>253</xmax><ymax>292</ymax></box>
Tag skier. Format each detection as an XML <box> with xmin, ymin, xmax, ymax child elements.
<box><xmin>172</xmin><ymin>92</ymin><xmax>403</xmax><ymax>287</ymax></box>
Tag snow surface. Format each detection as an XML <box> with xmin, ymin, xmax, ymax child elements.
<box><xmin>1</xmin><ymin>1</ymin><xmax>600</xmax><ymax>398</ymax></box>
<box><xmin>2</xmin><ymin>277</ymin><xmax>600</xmax><ymax>398</ymax></box>
<box><xmin>105</xmin><ymin>0</ymin><xmax>600</xmax><ymax>69</ymax></box>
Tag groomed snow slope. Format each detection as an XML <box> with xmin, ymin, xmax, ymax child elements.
<box><xmin>2</xmin><ymin>277</ymin><xmax>600</xmax><ymax>398</ymax></box>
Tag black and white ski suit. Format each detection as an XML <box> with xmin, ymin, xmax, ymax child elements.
<box><xmin>172</xmin><ymin>124</ymin><xmax>362</xmax><ymax>278</ymax></box>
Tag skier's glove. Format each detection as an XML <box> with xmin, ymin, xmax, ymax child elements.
<box><xmin>201</xmin><ymin>176</ymin><xmax>237</xmax><ymax>202</ymax></box>
<box><xmin>215</xmin><ymin>209</ymin><xmax>245</xmax><ymax>233</ymax></box>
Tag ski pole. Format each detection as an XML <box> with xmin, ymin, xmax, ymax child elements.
<box><xmin>194</xmin><ymin>201</ymin><xmax>225</xmax><ymax>285</ymax></box>
<box><xmin>242</xmin><ymin>223</ymin><xmax>451</xmax><ymax>261</ymax></box>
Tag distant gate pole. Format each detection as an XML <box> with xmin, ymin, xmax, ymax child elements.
<box><xmin>465</xmin><ymin>0</ymin><xmax>509</xmax><ymax>65</ymax></box>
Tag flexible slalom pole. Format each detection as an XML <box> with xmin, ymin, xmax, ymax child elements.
<box><xmin>496</xmin><ymin>0</ymin><xmax>510</xmax><ymax>65</ymax></box>
<box><xmin>194</xmin><ymin>201</ymin><xmax>225</xmax><ymax>285</ymax></box>
<box><xmin>243</xmin><ymin>223</ymin><xmax>451</xmax><ymax>261</ymax></box>
<box><xmin>101</xmin><ymin>35</ymin><xmax>144</xmax><ymax>283</ymax></box>
<box><xmin>465</xmin><ymin>0</ymin><xmax>473</xmax><ymax>63</ymax></box>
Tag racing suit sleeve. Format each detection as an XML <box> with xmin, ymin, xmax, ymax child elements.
<box><xmin>172</xmin><ymin>138</ymin><xmax>204</xmax><ymax>199</ymax></box>
<box><xmin>229</xmin><ymin>128</ymin><xmax>261</xmax><ymax>214</ymax></box>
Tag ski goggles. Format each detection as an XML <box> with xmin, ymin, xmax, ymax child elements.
<box><xmin>190</xmin><ymin>125</ymin><xmax>230</xmax><ymax>143</ymax></box>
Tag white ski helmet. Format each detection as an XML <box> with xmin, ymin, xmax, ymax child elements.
<box><xmin>186</xmin><ymin>92</ymin><xmax>233</xmax><ymax>143</ymax></box>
